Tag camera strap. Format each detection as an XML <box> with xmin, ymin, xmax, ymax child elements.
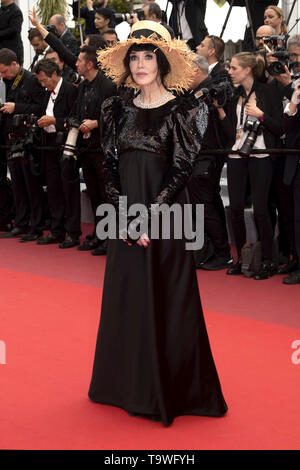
<box><xmin>239</xmin><ymin>84</ymin><xmax>256</xmax><ymax>128</ymax></box>
<box><xmin>11</xmin><ymin>68</ymin><xmax>25</xmax><ymax>92</ymax></box>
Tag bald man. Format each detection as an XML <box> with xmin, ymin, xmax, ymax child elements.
<box><xmin>49</xmin><ymin>14</ymin><xmax>79</xmax><ymax>55</ymax></box>
<box><xmin>255</xmin><ymin>25</ymin><xmax>276</xmax><ymax>52</ymax></box>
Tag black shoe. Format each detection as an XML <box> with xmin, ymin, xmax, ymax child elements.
<box><xmin>0</xmin><ymin>226</ymin><xmax>28</xmax><ymax>238</ymax></box>
<box><xmin>253</xmin><ymin>261</ymin><xmax>277</xmax><ymax>280</ymax></box>
<box><xmin>37</xmin><ymin>233</ymin><xmax>65</xmax><ymax>245</ymax></box>
<box><xmin>91</xmin><ymin>241</ymin><xmax>107</xmax><ymax>256</ymax></box>
<box><xmin>282</xmin><ymin>270</ymin><xmax>300</xmax><ymax>285</ymax></box>
<box><xmin>199</xmin><ymin>255</ymin><xmax>233</xmax><ymax>271</ymax></box>
<box><xmin>227</xmin><ymin>260</ymin><xmax>242</xmax><ymax>275</ymax></box>
<box><xmin>77</xmin><ymin>237</ymin><xmax>100</xmax><ymax>251</ymax></box>
<box><xmin>59</xmin><ymin>236</ymin><xmax>80</xmax><ymax>249</ymax></box>
<box><xmin>277</xmin><ymin>259</ymin><xmax>298</xmax><ymax>275</ymax></box>
<box><xmin>20</xmin><ymin>231</ymin><xmax>43</xmax><ymax>242</ymax></box>
<box><xmin>0</xmin><ymin>223</ymin><xmax>13</xmax><ymax>232</ymax></box>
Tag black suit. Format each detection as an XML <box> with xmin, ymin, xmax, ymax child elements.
<box><xmin>283</xmin><ymin>107</ymin><xmax>300</xmax><ymax>267</ymax></box>
<box><xmin>60</xmin><ymin>28</ymin><xmax>79</xmax><ymax>56</ymax></box>
<box><xmin>0</xmin><ymin>2</ymin><xmax>23</xmax><ymax>64</ymax></box>
<box><xmin>186</xmin><ymin>76</ymin><xmax>231</xmax><ymax>262</ymax></box>
<box><xmin>2</xmin><ymin>69</ymin><xmax>46</xmax><ymax>233</ymax></box>
<box><xmin>169</xmin><ymin>0</ymin><xmax>207</xmax><ymax>49</ymax></box>
<box><xmin>73</xmin><ymin>70</ymin><xmax>116</xmax><ymax>238</ymax></box>
<box><xmin>40</xmin><ymin>79</ymin><xmax>81</xmax><ymax>239</ymax></box>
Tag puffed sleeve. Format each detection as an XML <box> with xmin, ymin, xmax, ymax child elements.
<box><xmin>152</xmin><ymin>100</ymin><xmax>208</xmax><ymax>208</ymax></box>
<box><xmin>100</xmin><ymin>96</ymin><xmax>122</xmax><ymax>210</ymax></box>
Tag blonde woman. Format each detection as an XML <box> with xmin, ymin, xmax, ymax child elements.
<box><xmin>217</xmin><ymin>52</ymin><xmax>283</xmax><ymax>280</ymax></box>
<box><xmin>264</xmin><ymin>5</ymin><xmax>288</xmax><ymax>35</ymax></box>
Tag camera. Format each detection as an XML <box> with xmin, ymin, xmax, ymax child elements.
<box><xmin>196</xmin><ymin>81</ymin><xmax>235</xmax><ymax>107</ymax></box>
<box><xmin>114</xmin><ymin>9</ymin><xmax>145</xmax><ymax>25</ymax></box>
<box><xmin>61</xmin><ymin>117</ymin><xmax>81</xmax><ymax>162</ymax></box>
<box><xmin>238</xmin><ymin>116</ymin><xmax>262</xmax><ymax>158</ymax></box>
<box><xmin>46</xmin><ymin>24</ymin><xmax>58</xmax><ymax>36</ymax></box>
<box><xmin>264</xmin><ymin>34</ymin><xmax>294</xmax><ymax>77</ymax></box>
<box><xmin>8</xmin><ymin>114</ymin><xmax>42</xmax><ymax>174</ymax></box>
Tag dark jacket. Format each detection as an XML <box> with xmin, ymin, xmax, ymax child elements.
<box><xmin>60</xmin><ymin>28</ymin><xmax>79</xmax><ymax>56</ymax></box>
<box><xmin>45</xmin><ymin>32</ymin><xmax>77</xmax><ymax>71</ymax></box>
<box><xmin>73</xmin><ymin>69</ymin><xmax>117</xmax><ymax>151</ymax></box>
<box><xmin>220</xmin><ymin>79</ymin><xmax>283</xmax><ymax>152</ymax></box>
<box><xmin>40</xmin><ymin>78</ymin><xmax>79</xmax><ymax>133</ymax></box>
<box><xmin>169</xmin><ymin>0</ymin><xmax>207</xmax><ymax>46</ymax></box>
<box><xmin>3</xmin><ymin>68</ymin><xmax>45</xmax><ymax>133</ymax></box>
<box><xmin>0</xmin><ymin>2</ymin><xmax>23</xmax><ymax>64</ymax></box>
<box><xmin>283</xmin><ymin>107</ymin><xmax>300</xmax><ymax>185</ymax></box>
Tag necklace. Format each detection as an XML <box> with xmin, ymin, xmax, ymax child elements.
<box><xmin>136</xmin><ymin>91</ymin><xmax>172</xmax><ymax>109</ymax></box>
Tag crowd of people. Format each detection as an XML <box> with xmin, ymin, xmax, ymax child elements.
<box><xmin>0</xmin><ymin>0</ymin><xmax>299</xmax><ymax>285</ymax></box>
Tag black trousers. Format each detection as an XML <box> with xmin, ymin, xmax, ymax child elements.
<box><xmin>188</xmin><ymin>160</ymin><xmax>230</xmax><ymax>258</ymax></box>
<box><xmin>7</xmin><ymin>147</ymin><xmax>45</xmax><ymax>232</ymax></box>
<box><xmin>268</xmin><ymin>156</ymin><xmax>296</xmax><ymax>258</ymax></box>
<box><xmin>227</xmin><ymin>156</ymin><xmax>274</xmax><ymax>261</ymax></box>
<box><xmin>81</xmin><ymin>151</ymin><xmax>107</xmax><ymax>234</ymax></box>
<box><xmin>293</xmin><ymin>164</ymin><xmax>300</xmax><ymax>269</ymax></box>
<box><xmin>43</xmin><ymin>133</ymin><xmax>81</xmax><ymax>238</ymax></box>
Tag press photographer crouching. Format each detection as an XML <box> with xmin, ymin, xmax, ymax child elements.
<box><xmin>186</xmin><ymin>54</ymin><xmax>233</xmax><ymax>270</ymax></box>
<box><xmin>34</xmin><ymin>58</ymin><xmax>81</xmax><ymax>248</ymax></box>
<box><xmin>0</xmin><ymin>48</ymin><xmax>46</xmax><ymax>241</ymax></box>
<box><xmin>72</xmin><ymin>45</ymin><xmax>116</xmax><ymax>255</ymax></box>
<box><xmin>218</xmin><ymin>52</ymin><xmax>283</xmax><ymax>280</ymax></box>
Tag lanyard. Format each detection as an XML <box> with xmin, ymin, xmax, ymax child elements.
<box><xmin>239</xmin><ymin>83</ymin><xmax>256</xmax><ymax>127</ymax></box>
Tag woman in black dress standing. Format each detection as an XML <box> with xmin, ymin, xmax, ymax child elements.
<box><xmin>88</xmin><ymin>21</ymin><xmax>228</xmax><ymax>426</ymax></box>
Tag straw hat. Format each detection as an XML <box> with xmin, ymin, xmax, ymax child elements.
<box><xmin>97</xmin><ymin>20</ymin><xmax>197</xmax><ymax>93</ymax></box>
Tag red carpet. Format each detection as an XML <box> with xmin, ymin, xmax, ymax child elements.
<box><xmin>0</xmin><ymin>227</ymin><xmax>300</xmax><ymax>450</ymax></box>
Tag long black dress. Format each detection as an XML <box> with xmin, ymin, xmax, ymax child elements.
<box><xmin>88</xmin><ymin>95</ymin><xmax>228</xmax><ymax>426</ymax></box>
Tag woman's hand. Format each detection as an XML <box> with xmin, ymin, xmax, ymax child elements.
<box><xmin>245</xmin><ymin>102</ymin><xmax>264</xmax><ymax>119</ymax></box>
<box><xmin>121</xmin><ymin>232</ymin><xmax>150</xmax><ymax>248</ymax></box>
<box><xmin>137</xmin><ymin>233</ymin><xmax>150</xmax><ymax>248</ymax></box>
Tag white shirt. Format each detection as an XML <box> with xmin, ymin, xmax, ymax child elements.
<box><xmin>178</xmin><ymin>1</ymin><xmax>193</xmax><ymax>41</ymax></box>
<box><xmin>44</xmin><ymin>77</ymin><xmax>63</xmax><ymax>134</ymax></box>
<box><xmin>209</xmin><ymin>62</ymin><xmax>218</xmax><ymax>74</ymax></box>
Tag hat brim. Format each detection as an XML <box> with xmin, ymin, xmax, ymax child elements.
<box><xmin>97</xmin><ymin>33</ymin><xmax>197</xmax><ymax>93</ymax></box>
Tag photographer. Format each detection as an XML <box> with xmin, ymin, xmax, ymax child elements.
<box><xmin>0</xmin><ymin>48</ymin><xmax>46</xmax><ymax>241</ymax></box>
<box><xmin>73</xmin><ymin>45</ymin><xmax>116</xmax><ymax>254</ymax></box>
<box><xmin>168</xmin><ymin>0</ymin><xmax>208</xmax><ymax>51</ymax></box>
<box><xmin>29</xmin><ymin>7</ymin><xmax>107</xmax><ymax>74</ymax></box>
<box><xmin>72</xmin><ymin>0</ymin><xmax>116</xmax><ymax>36</ymax></box>
<box><xmin>34</xmin><ymin>59</ymin><xmax>81</xmax><ymax>248</ymax></box>
<box><xmin>281</xmin><ymin>80</ymin><xmax>300</xmax><ymax>285</ymax></box>
<box><xmin>187</xmin><ymin>55</ymin><xmax>232</xmax><ymax>270</ymax></box>
<box><xmin>0</xmin><ymin>0</ymin><xmax>23</xmax><ymax>64</ymax></box>
<box><xmin>219</xmin><ymin>52</ymin><xmax>283</xmax><ymax>280</ymax></box>
<box><xmin>272</xmin><ymin>35</ymin><xmax>300</xmax><ymax>99</ymax></box>
<box><xmin>48</xmin><ymin>14</ymin><xmax>79</xmax><ymax>56</ymax></box>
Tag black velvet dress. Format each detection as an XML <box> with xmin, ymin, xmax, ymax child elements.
<box><xmin>88</xmin><ymin>95</ymin><xmax>228</xmax><ymax>426</ymax></box>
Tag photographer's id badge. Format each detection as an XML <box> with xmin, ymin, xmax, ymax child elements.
<box><xmin>236</xmin><ymin>126</ymin><xmax>243</xmax><ymax>140</ymax></box>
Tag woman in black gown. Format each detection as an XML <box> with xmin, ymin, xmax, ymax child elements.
<box><xmin>88</xmin><ymin>21</ymin><xmax>228</xmax><ymax>426</ymax></box>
